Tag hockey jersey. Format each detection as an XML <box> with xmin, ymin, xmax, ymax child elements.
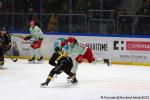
<box><xmin>29</xmin><ymin>26</ymin><xmax>44</xmax><ymax>40</ymax></box>
<box><xmin>67</xmin><ymin>43</ymin><xmax>87</xmax><ymax>56</ymax></box>
<box><xmin>49</xmin><ymin>51</ymin><xmax>68</xmax><ymax>66</ymax></box>
<box><xmin>0</xmin><ymin>32</ymin><xmax>11</xmax><ymax>46</ymax></box>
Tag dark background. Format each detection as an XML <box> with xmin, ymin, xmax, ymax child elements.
<box><xmin>0</xmin><ymin>0</ymin><xmax>150</xmax><ymax>35</ymax></box>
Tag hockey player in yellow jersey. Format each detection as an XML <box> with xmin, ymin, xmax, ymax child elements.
<box><xmin>0</xmin><ymin>27</ymin><xmax>11</xmax><ymax>66</ymax></box>
<box><xmin>40</xmin><ymin>47</ymin><xmax>76</xmax><ymax>87</ymax></box>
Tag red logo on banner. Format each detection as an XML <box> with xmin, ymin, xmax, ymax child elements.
<box><xmin>126</xmin><ymin>41</ymin><xmax>150</xmax><ymax>51</ymax></box>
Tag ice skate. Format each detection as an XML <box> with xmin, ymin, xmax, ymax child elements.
<box><xmin>67</xmin><ymin>77</ymin><xmax>78</xmax><ymax>83</ymax></box>
<box><xmin>104</xmin><ymin>59</ymin><xmax>111</xmax><ymax>66</ymax></box>
<box><xmin>67</xmin><ymin>76</ymin><xmax>72</xmax><ymax>83</ymax></box>
<box><xmin>40</xmin><ymin>82</ymin><xmax>49</xmax><ymax>88</ymax></box>
<box><xmin>108</xmin><ymin>59</ymin><xmax>112</xmax><ymax>66</ymax></box>
<box><xmin>28</xmin><ymin>56</ymin><xmax>35</xmax><ymax>63</ymax></box>
<box><xmin>0</xmin><ymin>61</ymin><xmax>4</xmax><ymax>68</ymax></box>
<box><xmin>0</xmin><ymin>61</ymin><xmax>4</xmax><ymax>65</ymax></box>
<box><xmin>37</xmin><ymin>56</ymin><xmax>44</xmax><ymax>63</ymax></box>
<box><xmin>67</xmin><ymin>73</ymin><xmax>78</xmax><ymax>83</ymax></box>
<box><xmin>40</xmin><ymin>79</ymin><xmax>50</xmax><ymax>88</ymax></box>
<box><xmin>71</xmin><ymin>77</ymin><xmax>78</xmax><ymax>83</ymax></box>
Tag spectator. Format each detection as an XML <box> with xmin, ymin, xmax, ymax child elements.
<box><xmin>74</xmin><ymin>0</ymin><xmax>86</xmax><ymax>14</ymax></box>
<box><xmin>0</xmin><ymin>1</ymin><xmax>2</xmax><ymax>11</ymax></box>
<box><xmin>59</xmin><ymin>1</ymin><xmax>69</xmax><ymax>13</ymax></box>
<box><xmin>137</xmin><ymin>0</ymin><xmax>150</xmax><ymax>15</ymax></box>
<box><xmin>118</xmin><ymin>9</ymin><xmax>132</xmax><ymax>34</ymax></box>
<box><xmin>47</xmin><ymin>14</ymin><xmax>58</xmax><ymax>32</ymax></box>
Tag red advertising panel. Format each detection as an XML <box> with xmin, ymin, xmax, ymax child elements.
<box><xmin>126</xmin><ymin>41</ymin><xmax>150</xmax><ymax>51</ymax></box>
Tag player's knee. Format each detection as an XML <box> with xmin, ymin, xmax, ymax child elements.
<box><xmin>76</xmin><ymin>55</ymin><xmax>84</xmax><ymax>63</ymax></box>
<box><xmin>87</xmin><ymin>57</ymin><xmax>96</xmax><ymax>63</ymax></box>
<box><xmin>50</xmin><ymin>68</ymin><xmax>61</xmax><ymax>75</ymax></box>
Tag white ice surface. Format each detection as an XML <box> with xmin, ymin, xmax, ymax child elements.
<box><xmin>0</xmin><ymin>59</ymin><xmax>150</xmax><ymax>100</ymax></box>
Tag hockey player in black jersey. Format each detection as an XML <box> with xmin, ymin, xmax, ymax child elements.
<box><xmin>40</xmin><ymin>47</ymin><xmax>77</xmax><ymax>87</ymax></box>
<box><xmin>0</xmin><ymin>27</ymin><xmax>11</xmax><ymax>66</ymax></box>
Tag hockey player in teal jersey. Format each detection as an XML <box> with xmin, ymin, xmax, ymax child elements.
<box><xmin>60</xmin><ymin>37</ymin><xmax>95</xmax><ymax>83</ymax></box>
<box><xmin>60</xmin><ymin>37</ymin><xmax>111</xmax><ymax>83</ymax></box>
<box><xmin>23</xmin><ymin>20</ymin><xmax>44</xmax><ymax>62</ymax></box>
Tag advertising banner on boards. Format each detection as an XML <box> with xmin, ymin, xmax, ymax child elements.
<box><xmin>10</xmin><ymin>33</ymin><xmax>150</xmax><ymax>64</ymax></box>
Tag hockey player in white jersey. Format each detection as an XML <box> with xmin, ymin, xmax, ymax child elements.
<box><xmin>23</xmin><ymin>20</ymin><xmax>44</xmax><ymax>62</ymax></box>
<box><xmin>60</xmin><ymin>37</ymin><xmax>111</xmax><ymax>83</ymax></box>
<box><xmin>60</xmin><ymin>37</ymin><xmax>95</xmax><ymax>83</ymax></box>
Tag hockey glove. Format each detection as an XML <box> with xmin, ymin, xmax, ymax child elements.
<box><xmin>23</xmin><ymin>36</ymin><xmax>31</xmax><ymax>41</ymax></box>
<box><xmin>60</xmin><ymin>41</ymin><xmax>66</xmax><ymax>47</ymax></box>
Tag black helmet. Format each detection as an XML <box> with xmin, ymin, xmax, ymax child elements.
<box><xmin>0</xmin><ymin>27</ymin><xmax>6</xmax><ymax>31</ymax></box>
<box><xmin>55</xmin><ymin>47</ymin><xmax>62</xmax><ymax>52</ymax></box>
<box><xmin>0</xmin><ymin>27</ymin><xmax>7</xmax><ymax>34</ymax></box>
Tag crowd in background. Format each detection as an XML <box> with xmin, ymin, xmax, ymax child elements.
<box><xmin>0</xmin><ymin>0</ymin><xmax>122</xmax><ymax>13</ymax></box>
<box><xmin>0</xmin><ymin>0</ymin><xmax>150</xmax><ymax>35</ymax></box>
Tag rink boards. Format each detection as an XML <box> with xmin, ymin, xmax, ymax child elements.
<box><xmin>9</xmin><ymin>32</ymin><xmax>150</xmax><ymax>66</ymax></box>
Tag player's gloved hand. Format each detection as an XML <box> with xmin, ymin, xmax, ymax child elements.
<box><xmin>23</xmin><ymin>36</ymin><xmax>29</xmax><ymax>41</ymax></box>
<box><xmin>61</xmin><ymin>41</ymin><xmax>66</xmax><ymax>47</ymax></box>
<box><xmin>75</xmin><ymin>55</ymin><xmax>84</xmax><ymax>63</ymax></box>
<box><xmin>39</xmin><ymin>38</ymin><xmax>43</xmax><ymax>41</ymax></box>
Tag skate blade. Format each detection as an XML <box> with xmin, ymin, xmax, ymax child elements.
<box><xmin>28</xmin><ymin>61</ymin><xmax>36</xmax><ymax>64</ymax></box>
<box><xmin>36</xmin><ymin>60</ymin><xmax>44</xmax><ymax>64</ymax></box>
<box><xmin>40</xmin><ymin>85</ymin><xmax>48</xmax><ymax>88</ymax></box>
<box><xmin>108</xmin><ymin>61</ymin><xmax>112</xmax><ymax>66</ymax></box>
<box><xmin>67</xmin><ymin>80</ymin><xmax>71</xmax><ymax>83</ymax></box>
<box><xmin>67</xmin><ymin>79</ymin><xmax>78</xmax><ymax>84</ymax></box>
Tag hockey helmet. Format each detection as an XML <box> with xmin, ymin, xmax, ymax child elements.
<box><xmin>55</xmin><ymin>46</ymin><xmax>62</xmax><ymax>52</ymax></box>
<box><xmin>0</xmin><ymin>27</ymin><xmax>6</xmax><ymax>31</ymax></box>
<box><xmin>67</xmin><ymin>37</ymin><xmax>76</xmax><ymax>44</ymax></box>
<box><xmin>30</xmin><ymin>20</ymin><xmax>36</xmax><ymax>27</ymax></box>
<box><xmin>0</xmin><ymin>27</ymin><xmax>6</xmax><ymax>36</ymax></box>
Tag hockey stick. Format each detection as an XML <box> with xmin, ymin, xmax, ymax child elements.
<box><xmin>10</xmin><ymin>34</ymin><xmax>34</xmax><ymax>42</ymax></box>
<box><xmin>6</xmin><ymin>53</ymin><xmax>18</xmax><ymax>62</ymax></box>
<box><xmin>10</xmin><ymin>34</ymin><xmax>24</xmax><ymax>39</ymax></box>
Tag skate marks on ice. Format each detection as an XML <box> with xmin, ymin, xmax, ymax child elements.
<box><xmin>40</xmin><ymin>82</ymin><xmax>78</xmax><ymax>88</ymax></box>
<box><xmin>0</xmin><ymin>65</ymin><xmax>8</xmax><ymax>70</ymax></box>
<box><xmin>0</xmin><ymin>67</ymin><xmax>7</xmax><ymax>76</ymax></box>
<box><xmin>0</xmin><ymin>67</ymin><xmax>7</xmax><ymax>75</ymax></box>
<box><xmin>28</xmin><ymin>60</ymin><xmax>45</xmax><ymax>64</ymax></box>
<box><xmin>0</xmin><ymin>67</ymin><xmax>7</xmax><ymax>70</ymax></box>
<box><xmin>40</xmin><ymin>78</ymin><xmax>113</xmax><ymax>89</ymax></box>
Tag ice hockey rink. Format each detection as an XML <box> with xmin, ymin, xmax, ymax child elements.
<box><xmin>0</xmin><ymin>59</ymin><xmax>150</xmax><ymax>100</ymax></box>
